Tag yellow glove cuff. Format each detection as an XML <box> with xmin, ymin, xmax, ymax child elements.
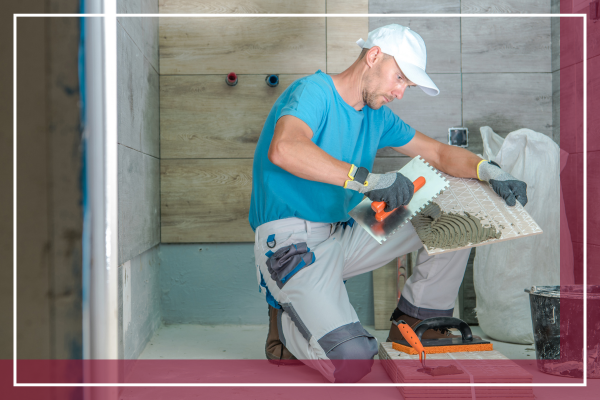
<box><xmin>343</xmin><ymin>164</ymin><xmax>357</xmax><ymax>189</ymax></box>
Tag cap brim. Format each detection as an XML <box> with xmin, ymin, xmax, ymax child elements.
<box><xmin>395</xmin><ymin>58</ymin><xmax>440</xmax><ymax>96</ymax></box>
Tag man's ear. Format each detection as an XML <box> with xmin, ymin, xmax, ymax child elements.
<box><xmin>365</xmin><ymin>46</ymin><xmax>383</xmax><ymax>68</ymax></box>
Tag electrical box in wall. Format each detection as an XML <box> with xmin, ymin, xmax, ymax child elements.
<box><xmin>448</xmin><ymin>127</ymin><xmax>469</xmax><ymax>147</ymax></box>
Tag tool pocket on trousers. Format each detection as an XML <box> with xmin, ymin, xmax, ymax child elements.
<box><xmin>265</xmin><ymin>242</ymin><xmax>315</xmax><ymax>289</ymax></box>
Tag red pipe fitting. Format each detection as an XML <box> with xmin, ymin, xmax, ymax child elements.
<box><xmin>226</xmin><ymin>72</ymin><xmax>238</xmax><ymax>86</ymax></box>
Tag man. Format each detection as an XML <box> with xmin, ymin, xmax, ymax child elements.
<box><xmin>248</xmin><ymin>24</ymin><xmax>527</xmax><ymax>383</ymax></box>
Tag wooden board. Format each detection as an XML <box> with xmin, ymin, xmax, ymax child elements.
<box><xmin>159</xmin><ymin>16</ymin><xmax>326</xmax><ymax>74</ymax></box>
<box><xmin>161</xmin><ymin>159</ymin><xmax>254</xmax><ymax>242</ymax></box>
<box><xmin>423</xmin><ymin>172</ymin><xmax>543</xmax><ymax>255</ymax></box>
<box><xmin>160</xmin><ymin>75</ymin><xmax>305</xmax><ymax>159</ymax></box>
<box><xmin>372</xmin><ymin>259</ymin><xmax>397</xmax><ymax>330</ymax></box>
<box><xmin>326</xmin><ymin>0</ymin><xmax>368</xmax><ymax>74</ymax></box>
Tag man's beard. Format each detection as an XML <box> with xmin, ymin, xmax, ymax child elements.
<box><xmin>362</xmin><ymin>88</ymin><xmax>385</xmax><ymax>110</ymax></box>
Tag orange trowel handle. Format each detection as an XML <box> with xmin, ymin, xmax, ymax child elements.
<box><xmin>397</xmin><ymin>321</ymin><xmax>426</xmax><ymax>363</ymax></box>
<box><xmin>371</xmin><ymin>176</ymin><xmax>426</xmax><ymax>222</ymax></box>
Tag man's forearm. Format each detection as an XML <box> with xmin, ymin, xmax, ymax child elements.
<box><xmin>269</xmin><ymin>134</ymin><xmax>351</xmax><ymax>187</ymax></box>
<box><xmin>436</xmin><ymin>143</ymin><xmax>482</xmax><ymax>179</ymax></box>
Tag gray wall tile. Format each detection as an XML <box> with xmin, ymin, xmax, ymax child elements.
<box><xmin>551</xmin><ymin>15</ymin><xmax>560</xmax><ymax>72</ymax></box>
<box><xmin>461</xmin><ymin>0</ymin><xmax>550</xmax><ymax>13</ymax></box>
<box><xmin>552</xmin><ymin>69</ymin><xmax>560</xmax><ymax>145</ymax></box>
<box><xmin>119</xmin><ymin>245</ymin><xmax>161</xmax><ymax>360</ymax></box>
<box><xmin>369</xmin><ymin>17</ymin><xmax>460</xmax><ymax>73</ymax></box>
<box><xmin>118</xmin><ymin>23</ymin><xmax>160</xmax><ymax>158</ymax></box>
<box><xmin>463</xmin><ymin>73</ymin><xmax>553</xmax><ymax>155</ymax></box>
<box><xmin>369</xmin><ymin>0</ymin><xmax>460</xmax><ymax>14</ymax></box>
<box><xmin>462</xmin><ymin>17</ymin><xmax>551</xmax><ymax>73</ymax></box>
<box><xmin>118</xmin><ymin>0</ymin><xmax>159</xmax><ymax>72</ymax></box>
<box><xmin>377</xmin><ymin>74</ymin><xmax>462</xmax><ymax>156</ymax></box>
<box><xmin>118</xmin><ymin>145</ymin><xmax>160</xmax><ymax>265</ymax></box>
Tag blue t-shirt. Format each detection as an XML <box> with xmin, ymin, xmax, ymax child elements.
<box><xmin>248</xmin><ymin>70</ymin><xmax>415</xmax><ymax>231</ymax></box>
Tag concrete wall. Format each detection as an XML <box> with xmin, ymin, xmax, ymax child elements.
<box><xmin>117</xmin><ymin>0</ymin><xmax>161</xmax><ymax>359</ymax></box>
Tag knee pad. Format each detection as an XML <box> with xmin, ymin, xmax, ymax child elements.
<box><xmin>327</xmin><ymin>335</ymin><xmax>378</xmax><ymax>383</ymax></box>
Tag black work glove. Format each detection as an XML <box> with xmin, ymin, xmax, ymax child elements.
<box><xmin>477</xmin><ymin>160</ymin><xmax>528</xmax><ymax>207</ymax></box>
<box><xmin>345</xmin><ymin>166</ymin><xmax>414</xmax><ymax>212</ymax></box>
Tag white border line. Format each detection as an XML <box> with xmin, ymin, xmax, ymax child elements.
<box><xmin>13</xmin><ymin>12</ymin><xmax>588</xmax><ymax>388</ymax></box>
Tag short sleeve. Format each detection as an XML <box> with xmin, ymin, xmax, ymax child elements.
<box><xmin>276</xmin><ymin>80</ymin><xmax>328</xmax><ymax>142</ymax></box>
<box><xmin>377</xmin><ymin>106</ymin><xmax>416</xmax><ymax>149</ymax></box>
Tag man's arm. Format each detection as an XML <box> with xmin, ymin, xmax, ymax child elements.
<box><xmin>268</xmin><ymin>115</ymin><xmax>351</xmax><ymax>186</ymax></box>
<box><xmin>393</xmin><ymin>130</ymin><xmax>528</xmax><ymax>206</ymax></box>
<box><xmin>269</xmin><ymin>115</ymin><xmax>416</xmax><ymax>209</ymax></box>
<box><xmin>392</xmin><ymin>130</ymin><xmax>481</xmax><ymax>178</ymax></box>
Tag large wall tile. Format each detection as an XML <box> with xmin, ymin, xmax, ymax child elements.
<box><xmin>462</xmin><ymin>17</ymin><xmax>551</xmax><ymax>73</ymax></box>
<box><xmin>369</xmin><ymin>0</ymin><xmax>460</xmax><ymax>14</ymax></box>
<box><xmin>559</xmin><ymin>62</ymin><xmax>584</xmax><ymax>155</ymax></box>
<box><xmin>159</xmin><ymin>0</ymin><xmax>326</xmax><ymax>75</ymax></box>
<box><xmin>160</xmin><ymin>75</ymin><xmax>305</xmax><ymax>159</ymax></box>
<box><xmin>551</xmin><ymin>12</ymin><xmax>560</xmax><ymax>72</ymax></box>
<box><xmin>377</xmin><ymin>74</ymin><xmax>462</xmax><ymax>156</ymax></box>
<box><xmin>588</xmin><ymin>55</ymin><xmax>600</xmax><ymax>153</ymax></box>
<box><xmin>588</xmin><ymin>151</ymin><xmax>600</xmax><ymax>247</ymax></box>
<box><xmin>118</xmin><ymin>24</ymin><xmax>160</xmax><ymax>158</ymax></box>
<box><xmin>369</xmin><ymin>17</ymin><xmax>460</xmax><ymax>73</ymax></box>
<box><xmin>326</xmin><ymin>0</ymin><xmax>368</xmax><ymax>74</ymax></box>
<box><xmin>118</xmin><ymin>146</ymin><xmax>161</xmax><ymax>264</ymax></box>
<box><xmin>159</xmin><ymin>0</ymin><xmax>323</xmax><ymax>13</ymax></box>
<box><xmin>562</xmin><ymin>152</ymin><xmax>583</xmax><ymax>244</ymax></box>
<box><xmin>161</xmin><ymin>159</ymin><xmax>254</xmax><ymax>242</ymax></box>
<box><xmin>118</xmin><ymin>1</ymin><xmax>159</xmax><ymax>72</ymax></box>
<box><xmin>461</xmin><ymin>0</ymin><xmax>550</xmax><ymax>13</ymax></box>
<box><xmin>552</xmin><ymin>69</ymin><xmax>560</xmax><ymax>145</ymax></box>
<box><xmin>463</xmin><ymin>73</ymin><xmax>552</xmax><ymax>155</ymax></box>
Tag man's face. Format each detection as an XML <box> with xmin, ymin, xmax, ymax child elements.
<box><xmin>362</xmin><ymin>55</ymin><xmax>416</xmax><ymax>109</ymax></box>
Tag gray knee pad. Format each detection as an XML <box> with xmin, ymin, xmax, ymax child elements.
<box><xmin>327</xmin><ymin>335</ymin><xmax>378</xmax><ymax>383</ymax></box>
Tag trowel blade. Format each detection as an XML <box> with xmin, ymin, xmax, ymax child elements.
<box><xmin>349</xmin><ymin>155</ymin><xmax>449</xmax><ymax>244</ymax></box>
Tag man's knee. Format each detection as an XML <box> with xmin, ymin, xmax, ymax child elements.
<box><xmin>327</xmin><ymin>335</ymin><xmax>378</xmax><ymax>383</ymax></box>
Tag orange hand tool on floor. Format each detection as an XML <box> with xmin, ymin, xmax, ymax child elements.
<box><xmin>371</xmin><ymin>176</ymin><xmax>427</xmax><ymax>222</ymax></box>
<box><xmin>396</xmin><ymin>320</ymin><xmax>428</xmax><ymax>368</ymax></box>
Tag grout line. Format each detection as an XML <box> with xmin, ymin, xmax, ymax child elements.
<box><xmin>118</xmin><ymin>143</ymin><xmax>160</xmax><ymax>160</ymax></box>
<box><xmin>118</xmin><ymin>18</ymin><xmax>160</xmax><ymax>76</ymax></box>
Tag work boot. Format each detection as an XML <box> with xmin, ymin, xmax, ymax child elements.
<box><xmin>386</xmin><ymin>308</ymin><xmax>480</xmax><ymax>342</ymax></box>
<box><xmin>265</xmin><ymin>305</ymin><xmax>303</xmax><ymax>366</ymax></box>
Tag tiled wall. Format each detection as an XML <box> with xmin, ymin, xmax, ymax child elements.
<box><xmin>117</xmin><ymin>0</ymin><xmax>162</xmax><ymax>360</ymax></box>
<box><xmin>558</xmin><ymin>0</ymin><xmax>600</xmax><ymax>284</ymax></box>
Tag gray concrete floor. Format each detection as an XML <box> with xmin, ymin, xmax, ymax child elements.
<box><xmin>139</xmin><ymin>323</ymin><xmax>535</xmax><ymax>360</ymax></box>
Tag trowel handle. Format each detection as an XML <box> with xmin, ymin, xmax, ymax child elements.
<box><xmin>397</xmin><ymin>320</ymin><xmax>426</xmax><ymax>363</ymax></box>
<box><xmin>371</xmin><ymin>176</ymin><xmax>426</xmax><ymax>221</ymax></box>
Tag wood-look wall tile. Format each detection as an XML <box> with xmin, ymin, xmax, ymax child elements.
<box><xmin>159</xmin><ymin>0</ymin><xmax>326</xmax><ymax>75</ymax></box>
<box><xmin>462</xmin><ymin>73</ymin><xmax>552</xmax><ymax>156</ymax></box>
<box><xmin>461</xmin><ymin>0</ymin><xmax>550</xmax><ymax>13</ymax></box>
<box><xmin>461</xmin><ymin>17</ymin><xmax>551</xmax><ymax>73</ymax></box>
<box><xmin>377</xmin><ymin>74</ymin><xmax>462</xmax><ymax>157</ymax></box>
<box><xmin>160</xmin><ymin>75</ymin><xmax>305</xmax><ymax>159</ymax></box>
<box><xmin>326</xmin><ymin>0</ymin><xmax>368</xmax><ymax>74</ymax></box>
<box><xmin>119</xmin><ymin>145</ymin><xmax>161</xmax><ymax>264</ymax></box>
<box><xmin>159</xmin><ymin>0</ymin><xmax>323</xmax><ymax>14</ymax></box>
<box><xmin>161</xmin><ymin>159</ymin><xmax>254</xmax><ymax>242</ymax></box>
<box><xmin>369</xmin><ymin>17</ymin><xmax>460</xmax><ymax>73</ymax></box>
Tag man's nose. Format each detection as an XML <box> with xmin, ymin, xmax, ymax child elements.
<box><xmin>393</xmin><ymin>85</ymin><xmax>407</xmax><ymax>100</ymax></box>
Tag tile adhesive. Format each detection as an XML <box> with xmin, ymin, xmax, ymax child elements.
<box><xmin>411</xmin><ymin>203</ymin><xmax>501</xmax><ymax>250</ymax></box>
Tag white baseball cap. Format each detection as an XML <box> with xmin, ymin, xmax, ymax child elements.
<box><xmin>357</xmin><ymin>24</ymin><xmax>439</xmax><ymax>96</ymax></box>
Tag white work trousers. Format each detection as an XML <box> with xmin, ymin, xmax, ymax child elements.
<box><xmin>254</xmin><ymin>217</ymin><xmax>471</xmax><ymax>382</ymax></box>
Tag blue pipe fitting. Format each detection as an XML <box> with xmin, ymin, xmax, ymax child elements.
<box><xmin>266</xmin><ymin>74</ymin><xmax>279</xmax><ymax>87</ymax></box>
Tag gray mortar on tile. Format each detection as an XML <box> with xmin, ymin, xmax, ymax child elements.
<box><xmin>411</xmin><ymin>203</ymin><xmax>501</xmax><ymax>250</ymax></box>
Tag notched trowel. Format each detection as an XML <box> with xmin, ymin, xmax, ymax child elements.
<box><xmin>349</xmin><ymin>155</ymin><xmax>449</xmax><ymax>244</ymax></box>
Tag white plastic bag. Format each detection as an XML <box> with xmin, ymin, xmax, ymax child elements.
<box><xmin>473</xmin><ymin>126</ymin><xmax>571</xmax><ymax>344</ymax></box>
